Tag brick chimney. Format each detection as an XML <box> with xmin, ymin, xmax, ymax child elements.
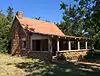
<box><xmin>16</xmin><ymin>11</ymin><xmax>23</xmax><ymax>18</ymax></box>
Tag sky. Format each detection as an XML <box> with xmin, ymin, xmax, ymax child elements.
<box><xmin>0</xmin><ymin>0</ymin><xmax>73</xmax><ymax>23</ymax></box>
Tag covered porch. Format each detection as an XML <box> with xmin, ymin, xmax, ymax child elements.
<box><xmin>22</xmin><ymin>33</ymin><xmax>89</xmax><ymax>61</ymax></box>
<box><xmin>50</xmin><ymin>36</ymin><xmax>88</xmax><ymax>55</ymax></box>
<box><xmin>49</xmin><ymin>35</ymin><xmax>88</xmax><ymax>60</ymax></box>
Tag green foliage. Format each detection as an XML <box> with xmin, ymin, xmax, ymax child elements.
<box><xmin>0</xmin><ymin>6</ymin><xmax>13</xmax><ymax>53</ymax></box>
<box><xmin>59</xmin><ymin>0</ymin><xmax>94</xmax><ymax>37</ymax></box>
<box><xmin>0</xmin><ymin>14</ymin><xmax>9</xmax><ymax>52</ymax></box>
<box><xmin>7</xmin><ymin>6</ymin><xmax>13</xmax><ymax>23</ymax></box>
<box><xmin>84</xmin><ymin>0</ymin><xmax>100</xmax><ymax>49</ymax></box>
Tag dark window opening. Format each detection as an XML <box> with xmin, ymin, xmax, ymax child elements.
<box><xmin>32</xmin><ymin>40</ymin><xmax>40</xmax><ymax>51</ymax></box>
<box><xmin>41</xmin><ymin>39</ymin><xmax>48</xmax><ymax>51</ymax></box>
<box><xmin>22</xmin><ymin>40</ymin><xmax>26</xmax><ymax>49</ymax></box>
<box><xmin>36</xmin><ymin>40</ymin><xmax>40</xmax><ymax>51</ymax></box>
<box><xmin>71</xmin><ymin>41</ymin><xmax>78</xmax><ymax>50</ymax></box>
<box><xmin>32</xmin><ymin>39</ymin><xmax>48</xmax><ymax>51</ymax></box>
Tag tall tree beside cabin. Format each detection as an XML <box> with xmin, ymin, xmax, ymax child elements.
<box><xmin>0</xmin><ymin>6</ymin><xmax>14</xmax><ymax>53</ymax></box>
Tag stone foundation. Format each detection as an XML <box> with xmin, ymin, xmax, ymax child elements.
<box><xmin>57</xmin><ymin>50</ymin><xmax>88</xmax><ymax>61</ymax></box>
<box><xmin>21</xmin><ymin>50</ymin><xmax>52</xmax><ymax>61</ymax></box>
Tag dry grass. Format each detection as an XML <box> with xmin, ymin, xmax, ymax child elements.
<box><xmin>0</xmin><ymin>54</ymin><xmax>100</xmax><ymax>76</ymax></box>
<box><xmin>0</xmin><ymin>54</ymin><xmax>39</xmax><ymax>76</ymax></box>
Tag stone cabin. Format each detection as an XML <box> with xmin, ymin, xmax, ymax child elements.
<box><xmin>11</xmin><ymin>11</ymin><xmax>88</xmax><ymax>61</ymax></box>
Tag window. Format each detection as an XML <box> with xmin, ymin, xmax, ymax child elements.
<box><xmin>36</xmin><ymin>40</ymin><xmax>40</xmax><ymax>51</ymax></box>
<box><xmin>22</xmin><ymin>38</ymin><xmax>26</xmax><ymax>50</ymax></box>
<box><xmin>41</xmin><ymin>39</ymin><xmax>48</xmax><ymax>51</ymax></box>
<box><xmin>32</xmin><ymin>40</ymin><xmax>40</xmax><ymax>51</ymax></box>
<box><xmin>32</xmin><ymin>39</ymin><xmax>48</xmax><ymax>51</ymax></box>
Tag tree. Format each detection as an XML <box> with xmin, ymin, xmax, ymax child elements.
<box><xmin>6</xmin><ymin>6</ymin><xmax>14</xmax><ymax>52</ymax></box>
<box><xmin>0</xmin><ymin>6</ymin><xmax>14</xmax><ymax>53</ymax></box>
<box><xmin>7</xmin><ymin>6</ymin><xmax>13</xmax><ymax>23</ymax></box>
<box><xmin>0</xmin><ymin>12</ymin><xmax>9</xmax><ymax>52</ymax></box>
<box><xmin>85</xmin><ymin>0</ymin><xmax>100</xmax><ymax>49</ymax></box>
<box><xmin>59</xmin><ymin>0</ymin><xmax>93</xmax><ymax>37</ymax></box>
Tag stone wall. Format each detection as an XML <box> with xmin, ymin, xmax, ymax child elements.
<box><xmin>57</xmin><ymin>50</ymin><xmax>88</xmax><ymax>61</ymax></box>
<box><xmin>21</xmin><ymin>51</ymin><xmax>52</xmax><ymax>61</ymax></box>
<box><xmin>11</xmin><ymin>17</ymin><xmax>25</xmax><ymax>56</ymax></box>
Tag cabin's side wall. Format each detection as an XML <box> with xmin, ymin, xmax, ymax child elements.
<box><xmin>21</xmin><ymin>33</ymin><xmax>31</xmax><ymax>56</ymax></box>
<box><xmin>11</xmin><ymin>17</ymin><xmax>26</xmax><ymax>56</ymax></box>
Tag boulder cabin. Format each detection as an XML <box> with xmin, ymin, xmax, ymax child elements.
<box><xmin>11</xmin><ymin>11</ymin><xmax>88</xmax><ymax>60</ymax></box>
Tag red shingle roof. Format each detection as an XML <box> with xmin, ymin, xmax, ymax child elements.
<box><xmin>16</xmin><ymin>16</ymin><xmax>65</xmax><ymax>36</ymax></box>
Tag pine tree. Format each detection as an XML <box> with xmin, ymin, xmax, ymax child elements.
<box><xmin>0</xmin><ymin>6</ymin><xmax>14</xmax><ymax>53</ymax></box>
<box><xmin>7</xmin><ymin>6</ymin><xmax>13</xmax><ymax>23</ymax></box>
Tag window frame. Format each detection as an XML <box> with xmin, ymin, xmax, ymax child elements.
<box><xmin>31</xmin><ymin>39</ymin><xmax>48</xmax><ymax>51</ymax></box>
<box><xmin>21</xmin><ymin>38</ymin><xmax>26</xmax><ymax>50</ymax></box>
<box><xmin>32</xmin><ymin>40</ymin><xmax>41</xmax><ymax>51</ymax></box>
<box><xmin>31</xmin><ymin>34</ymin><xmax>49</xmax><ymax>52</ymax></box>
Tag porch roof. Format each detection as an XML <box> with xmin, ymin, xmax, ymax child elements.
<box><xmin>28</xmin><ymin>32</ymin><xmax>88</xmax><ymax>40</ymax></box>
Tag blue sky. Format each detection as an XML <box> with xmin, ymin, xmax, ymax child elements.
<box><xmin>0</xmin><ymin>0</ymin><xmax>73</xmax><ymax>23</ymax></box>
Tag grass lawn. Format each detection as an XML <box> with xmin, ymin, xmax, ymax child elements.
<box><xmin>0</xmin><ymin>54</ymin><xmax>100</xmax><ymax>76</ymax></box>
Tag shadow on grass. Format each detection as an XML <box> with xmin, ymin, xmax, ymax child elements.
<box><xmin>82</xmin><ymin>50</ymin><xmax>100</xmax><ymax>63</ymax></box>
<box><xmin>15</xmin><ymin>60</ymin><xmax>100</xmax><ymax>76</ymax></box>
<box><xmin>84</xmin><ymin>50</ymin><xmax>100</xmax><ymax>59</ymax></box>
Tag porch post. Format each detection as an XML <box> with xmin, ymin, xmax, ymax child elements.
<box><xmin>57</xmin><ymin>39</ymin><xmax>59</xmax><ymax>52</ymax></box>
<box><xmin>78</xmin><ymin>41</ymin><xmax>80</xmax><ymax>50</ymax></box>
<box><xmin>68</xmin><ymin>41</ymin><xmax>71</xmax><ymax>51</ymax></box>
<box><xmin>48</xmin><ymin>38</ymin><xmax>52</xmax><ymax>52</ymax></box>
<box><xmin>85</xmin><ymin>41</ymin><xmax>88</xmax><ymax>49</ymax></box>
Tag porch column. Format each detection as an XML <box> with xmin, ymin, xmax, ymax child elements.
<box><xmin>57</xmin><ymin>39</ymin><xmax>59</xmax><ymax>52</ymax></box>
<box><xmin>85</xmin><ymin>41</ymin><xmax>88</xmax><ymax>49</ymax></box>
<box><xmin>68</xmin><ymin>41</ymin><xmax>71</xmax><ymax>50</ymax></box>
<box><xmin>48</xmin><ymin>39</ymin><xmax>52</xmax><ymax>52</ymax></box>
<box><xmin>78</xmin><ymin>41</ymin><xmax>80</xmax><ymax>50</ymax></box>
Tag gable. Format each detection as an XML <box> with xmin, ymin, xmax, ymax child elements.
<box><xmin>16</xmin><ymin>16</ymin><xmax>65</xmax><ymax>37</ymax></box>
<box><xmin>11</xmin><ymin>17</ymin><xmax>26</xmax><ymax>38</ymax></box>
